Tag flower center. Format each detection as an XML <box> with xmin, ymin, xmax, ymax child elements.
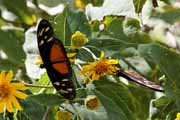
<box><xmin>87</xmin><ymin>98</ymin><xmax>98</xmax><ymax>109</ymax></box>
<box><xmin>0</xmin><ymin>84</ymin><xmax>11</xmax><ymax>99</ymax></box>
<box><xmin>94</xmin><ymin>60</ymin><xmax>109</xmax><ymax>75</ymax></box>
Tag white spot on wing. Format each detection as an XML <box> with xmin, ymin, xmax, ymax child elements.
<box><xmin>54</xmin><ymin>82</ymin><xmax>60</xmax><ymax>86</ymax></box>
<box><xmin>58</xmin><ymin>89</ymin><xmax>68</xmax><ymax>93</ymax></box>
<box><xmin>67</xmin><ymin>88</ymin><xmax>73</xmax><ymax>91</ymax></box>
<box><xmin>38</xmin><ymin>28</ymin><xmax>44</xmax><ymax>37</ymax></box>
<box><xmin>62</xmin><ymin>79</ymin><xmax>69</xmax><ymax>82</ymax></box>
<box><xmin>44</xmin><ymin>35</ymin><xmax>48</xmax><ymax>39</ymax></box>
<box><xmin>39</xmin><ymin>40</ymin><xmax>44</xmax><ymax>46</ymax></box>
<box><xmin>47</xmin><ymin>37</ymin><xmax>53</xmax><ymax>42</ymax></box>
<box><xmin>45</xmin><ymin>27</ymin><xmax>50</xmax><ymax>32</ymax></box>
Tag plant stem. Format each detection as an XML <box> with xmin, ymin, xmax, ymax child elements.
<box><xmin>24</xmin><ymin>83</ymin><xmax>53</xmax><ymax>88</ymax></box>
<box><xmin>42</xmin><ymin>106</ymin><xmax>51</xmax><ymax>120</ymax></box>
<box><xmin>70</xmin><ymin>101</ymin><xmax>84</xmax><ymax>120</ymax></box>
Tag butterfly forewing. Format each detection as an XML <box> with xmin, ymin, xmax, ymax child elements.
<box><xmin>116</xmin><ymin>70</ymin><xmax>164</xmax><ymax>92</ymax></box>
<box><xmin>37</xmin><ymin>19</ymin><xmax>76</xmax><ymax>100</ymax></box>
<box><xmin>50</xmin><ymin>43</ymin><xmax>70</xmax><ymax>74</ymax></box>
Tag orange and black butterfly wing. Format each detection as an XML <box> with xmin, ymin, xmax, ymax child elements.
<box><xmin>116</xmin><ymin>69</ymin><xmax>164</xmax><ymax>92</ymax></box>
<box><xmin>37</xmin><ymin>19</ymin><xmax>76</xmax><ymax>100</ymax></box>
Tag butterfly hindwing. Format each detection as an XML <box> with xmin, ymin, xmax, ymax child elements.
<box><xmin>37</xmin><ymin>19</ymin><xmax>76</xmax><ymax>100</ymax></box>
<box><xmin>116</xmin><ymin>70</ymin><xmax>164</xmax><ymax>92</ymax></box>
<box><xmin>46</xmin><ymin>62</ymin><xmax>76</xmax><ymax>100</ymax></box>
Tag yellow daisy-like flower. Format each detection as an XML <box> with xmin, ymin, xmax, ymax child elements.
<box><xmin>71</xmin><ymin>31</ymin><xmax>88</xmax><ymax>49</ymax></box>
<box><xmin>55</xmin><ymin>110</ymin><xmax>72</xmax><ymax>120</ymax></box>
<box><xmin>80</xmin><ymin>51</ymin><xmax>119</xmax><ymax>82</ymax></box>
<box><xmin>74</xmin><ymin>0</ymin><xmax>85</xmax><ymax>9</ymax></box>
<box><xmin>0</xmin><ymin>70</ymin><xmax>28</xmax><ymax>113</ymax></box>
<box><xmin>175</xmin><ymin>113</ymin><xmax>180</xmax><ymax>120</ymax></box>
<box><xmin>85</xmin><ymin>95</ymin><xmax>100</xmax><ymax>111</ymax></box>
<box><xmin>25</xmin><ymin>14</ymin><xmax>37</xmax><ymax>25</ymax></box>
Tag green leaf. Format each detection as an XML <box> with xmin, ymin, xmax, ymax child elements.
<box><xmin>73</xmin><ymin>114</ymin><xmax>81</xmax><ymax>120</ymax></box>
<box><xmin>54</xmin><ymin>7</ymin><xmax>72</xmax><ymax>45</ymax></box>
<box><xmin>23</xmin><ymin>99</ymin><xmax>45</xmax><ymax>120</ymax></box>
<box><xmin>27</xmin><ymin>94</ymin><xmax>66</xmax><ymax>106</ymax></box>
<box><xmin>159</xmin><ymin>0</ymin><xmax>176</xmax><ymax>4</ymax></box>
<box><xmin>123</xmin><ymin>18</ymin><xmax>141</xmax><ymax>36</ymax></box>
<box><xmin>133</xmin><ymin>0</ymin><xmax>147</xmax><ymax>13</ymax></box>
<box><xmin>0</xmin><ymin>18</ymin><xmax>7</xmax><ymax>26</ymax></box>
<box><xmin>76</xmin><ymin>88</ymin><xmax>87</xmax><ymax>98</ymax></box>
<box><xmin>120</xmin><ymin>47</ymin><xmax>138</xmax><ymax>57</ymax></box>
<box><xmin>0</xmin><ymin>30</ymin><xmax>25</xmax><ymax>65</ymax></box>
<box><xmin>106</xmin><ymin>18</ymin><xmax>127</xmax><ymax>40</ymax></box>
<box><xmin>3</xmin><ymin>0</ymin><xmax>36</xmax><ymax>25</ymax></box>
<box><xmin>138</xmin><ymin>43</ymin><xmax>180</xmax><ymax>97</ymax></box>
<box><xmin>128</xmin><ymin>86</ymin><xmax>153</xmax><ymax>119</ymax></box>
<box><xmin>87</xmin><ymin>18</ymin><xmax>152</xmax><ymax>57</ymax></box>
<box><xmin>138</xmin><ymin>43</ymin><xmax>180</xmax><ymax>119</ymax></box>
<box><xmin>77</xmin><ymin>48</ymin><xmax>94</xmax><ymax>62</ymax></box>
<box><xmin>150</xmin><ymin>97</ymin><xmax>177</xmax><ymax>120</ymax></box>
<box><xmin>150</xmin><ymin>6</ymin><xmax>180</xmax><ymax>24</ymax></box>
<box><xmin>30</xmin><ymin>73</ymin><xmax>51</xmax><ymax>93</ymax></box>
<box><xmin>88</xmin><ymin>36</ymin><xmax>133</xmax><ymax>56</ymax></box>
<box><xmin>0</xmin><ymin>114</ymin><xmax>3</xmax><ymax>120</ymax></box>
<box><xmin>154</xmin><ymin>96</ymin><xmax>171</xmax><ymax>107</ymax></box>
<box><xmin>82</xmin><ymin>0</ymin><xmax>104</xmax><ymax>6</ymax></box>
<box><xmin>94</xmin><ymin>77</ymin><xmax>135</xmax><ymax>120</ymax></box>
<box><xmin>124</xmin><ymin>56</ymin><xmax>152</xmax><ymax>77</ymax></box>
<box><xmin>74</xmin><ymin>105</ymin><xmax>108</xmax><ymax>120</ymax></box>
<box><xmin>37</xmin><ymin>0</ymin><xmax>73</xmax><ymax>7</ymax></box>
<box><xmin>68</xmin><ymin>10</ymin><xmax>91</xmax><ymax>37</ymax></box>
<box><xmin>0</xmin><ymin>59</ymin><xmax>17</xmax><ymax>71</ymax></box>
<box><xmin>54</xmin><ymin>8</ymin><xmax>91</xmax><ymax>46</ymax></box>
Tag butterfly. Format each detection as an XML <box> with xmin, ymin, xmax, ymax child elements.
<box><xmin>116</xmin><ymin>69</ymin><xmax>164</xmax><ymax>92</ymax></box>
<box><xmin>37</xmin><ymin>19</ymin><xmax>76</xmax><ymax>100</ymax></box>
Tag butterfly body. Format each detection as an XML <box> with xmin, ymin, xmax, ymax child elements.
<box><xmin>37</xmin><ymin>19</ymin><xmax>76</xmax><ymax>100</ymax></box>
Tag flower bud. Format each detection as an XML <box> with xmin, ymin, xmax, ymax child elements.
<box><xmin>71</xmin><ymin>31</ymin><xmax>88</xmax><ymax>49</ymax></box>
<box><xmin>85</xmin><ymin>95</ymin><xmax>100</xmax><ymax>111</ymax></box>
<box><xmin>55</xmin><ymin>110</ymin><xmax>72</xmax><ymax>120</ymax></box>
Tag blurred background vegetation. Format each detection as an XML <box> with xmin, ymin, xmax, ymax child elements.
<box><xmin>0</xmin><ymin>0</ymin><xmax>180</xmax><ymax>120</ymax></box>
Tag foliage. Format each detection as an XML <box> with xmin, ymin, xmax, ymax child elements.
<box><xmin>0</xmin><ymin>0</ymin><xmax>180</xmax><ymax>119</ymax></box>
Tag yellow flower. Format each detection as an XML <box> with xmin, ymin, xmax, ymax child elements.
<box><xmin>25</xmin><ymin>14</ymin><xmax>37</xmax><ymax>25</ymax></box>
<box><xmin>175</xmin><ymin>113</ymin><xmax>180</xmax><ymax>120</ymax></box>
<box><xmin>55</xmin><ymin>110</ymin><xmax>72</xmax><ymax>120</ymax></box>
<box><xmin>0</xmin><ymin>70</ymin><xmax>28</xmax><ymax>113</ymax></box>
<box><xmin>74</xmin><ymin>0</ymin><xmax>85</xmax><ymax>9</ymax></box>
<box><xmin>85</xmin><ymin>95</ymin><xmax>100</xmax><ymax>111</ymax></box>
<box><xmin>71</xmin><ymin>31</ymin><xmax>88</xmax><ymax>49</ymax></box>
<box><xmin>103</xmin><ymin>16</ymin><xmax>118</xmax><ymax>27</ymax></box>
<box><xmin>80</xmin><ymin>51</ymin><xmax>119</xmax><ymax>82</ymax></box>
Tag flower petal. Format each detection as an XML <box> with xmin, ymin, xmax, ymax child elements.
<box><xmin>80</xmin><ymin>63</ymin><xmax>96</xmax><ymax>73</ymax></box>
<box><xmin>6</xmin><ymin>70</ymin><xmax>13</xmax><ymax>82</ymax></box>
<box><xmin>11</xmin><ymin>95</ymin><xmax>23</xmax><ymax>111</ymax></box>
<box><xmin>0</xmin><ymin>102</ymin><xmax>5</xmax><ymax>113</ymax></box>
<box><xmin>11</xmin><ymin>83</ymin><xmax>28</xmax><ymax>90</ymax></box>
<box><xmin>100</xmin><ymin>51</ymin><xmax>105</xmax><ymax>59</ymax></box>
<box><xmin>177</xmin><ymin>113</ymin><xmax>180</xmax><ymax>118</ymax></box>
<box><xmin>6</xmin><ymin>98</ymin><xmax>13</xmax><ymax>112</ymax></box>
<box><xmin>109</xmin><ymin>66</ymin><xmax>119</xmax><ymax>73</ymax></box>
<box><xmin>107</xmin><ymin>59</ymin><xmax>118</xmax><ymax>64</ymax></box>
<box><xmin>92</xmin><ymin>73</ymin><xmax>100</xmax><ymax>81</ymax></box>
<box><xmin>67</xmin><ymin>52</ymin><xmax>77</xmax><ymax>58</ymax></box>
<box><xmin>13</xmin><ymin>90</ymin><xmax>28</xmax><ymax>100</ymax></box>
<box><xmin>0</xmin><ymin>71</ymin><xmax>6</xmax><ymax>82</ymax></box>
